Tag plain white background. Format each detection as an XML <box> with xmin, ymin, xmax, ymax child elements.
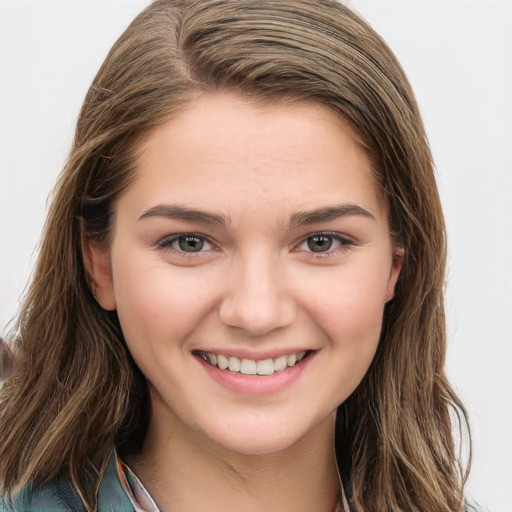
<box><xmin>0</xmin><ymin>1</ymin><xmax>510</xmax><ymax>510</ymax></box>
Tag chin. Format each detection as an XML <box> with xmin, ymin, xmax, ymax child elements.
<box><xmin>199</xmin><ymin>413</ymin><xmax>333</xmax><ymax>458</ymax></box>
<box><xmin>214</xmin><ymin>431</ymin><xmax>303</xmax><ymax>457</ymax></box>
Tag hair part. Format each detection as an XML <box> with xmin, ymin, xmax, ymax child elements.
<box><xmin>0</xmin><ymin>1</ymin><xmax>470</xmax><ymax>510</ymax></box>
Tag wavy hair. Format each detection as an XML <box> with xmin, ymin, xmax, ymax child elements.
<box><xmin>0</xmin><ymin>1</ymin><xmax>470</xmax><ymax>510</ymax></box>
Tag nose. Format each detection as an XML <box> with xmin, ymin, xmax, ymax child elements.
<box><xmin>218</xmin><ymin>252</ymin><xmax>297</xmax><ymax>336</ymax></box>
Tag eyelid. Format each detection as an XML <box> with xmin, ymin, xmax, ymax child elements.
<box><xmin>294</xmin><ymin>231</ymin><xmax>356</xmax><ymax>255</ymax></box>
<box><xmin>154</xmin><ymin>231</ymin><xmax>356</xmax><ymax>258</ymax></box>
<box><xmin>156</xmin><ymin>233</ymin><xmax>215</xmax><ymax>253</ymax></box>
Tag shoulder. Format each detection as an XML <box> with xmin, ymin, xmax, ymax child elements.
<box><xmin>1</xmin><ymin>478</ymin><xmax>84</xmax><ymax>512</ymax></box>
<box><xmin>1</xmin><ymin>455</ymin><xmax>134</xmax><ymax>512</ymax></box>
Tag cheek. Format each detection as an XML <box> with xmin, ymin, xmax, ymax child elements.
<box><xmin>112</xmin><ymin>254</ymin><xmax>218</xmax><ymax>349</ymax></box>
<box><xmin>302</xmin><ymin>265</ymin><xmax>388</xmax><ymax>403</ymax></box>
<box><xmin>300</xmin><ymin>260</ymin><xmax>389</xmax><ymax>347</ymax></box>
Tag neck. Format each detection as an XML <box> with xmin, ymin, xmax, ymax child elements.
<box><xmin>129</xmin><ymin>396</ymin><xmax>341</xmax><ymax>512</ymax></box>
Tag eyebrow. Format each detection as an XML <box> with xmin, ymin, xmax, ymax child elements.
<box><xmin>138</xmin><ymin>203</ymin><xmax>374</xmax><ymax>229</ymax></box>
<box><xmin>138</xmin><ymin>205</ymin><xmax>230</xmax><ymax>227</ymax></box>
<box><xmin>288</xmin><ymin>204</ymin><xmax>375</xmax><ymax>229</ymax></box>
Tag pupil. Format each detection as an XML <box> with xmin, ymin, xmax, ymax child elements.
<box><xmin>179</xmin><ymin>236</ymin><xmax>204</xmax><ymax>252</ymax></box>
<box><xmin>308</xmin><ymin>235</ymin><xmax>332</xmax><ymax>252</ymax></box>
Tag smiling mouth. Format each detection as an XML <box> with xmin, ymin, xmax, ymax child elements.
<box><xmin>194</xmin><ymin>350</ymin><xmax>311</xmax><ymax>376</ymax></box>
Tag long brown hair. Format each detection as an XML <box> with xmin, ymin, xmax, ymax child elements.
<box><xmin>0</xmin><ymin>1</ymin><xmax>470</xmax><ymax>510</ymax></box>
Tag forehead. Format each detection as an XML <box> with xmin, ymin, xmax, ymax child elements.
<box><xmin>124</xmin><ymin>92</ymin><xmax>386</xmax><ymax>224</ymax></box>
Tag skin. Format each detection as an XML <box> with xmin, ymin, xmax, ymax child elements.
<box><xmin>88</xmin><ymin>92</ymin><xmax>403</xmax><ymax>511</ymax></box>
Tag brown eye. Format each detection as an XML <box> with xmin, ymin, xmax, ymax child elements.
<box><xmin>177</xmin><ymin>236</ymin><xmax>205</xmax><ymax>252</ymax></box>
<box><xmin>307</xmin><ymin>235</ymin><xmax>334</xmax><ymax>253</ymax></box>
<box><xmin>297</xmin><ymin>232</ymin><xmax>355</xmax><ymax>256</ymax></box>
<box><xmin>157</xmin><ymin>233</ymin><xmax>214</xmax><ymax>255</ymax></box>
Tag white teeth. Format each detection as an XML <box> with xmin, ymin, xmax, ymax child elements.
<box><xmin>217</xmin><ymin>354</ymin><xmax>229</xmax><ymax>370</ymax></box>
<box><xmin>228</xmin><ymin>356</ymin><xmax>240</xmax><ymax>372</ymax></box>
<box><xmin>240</xmin><ymin>359</ymin><xmax>257</xmax><ymax>375</ymax></box>
<box><xmin>273</xmin><ymin>355</ymin><xmax>287</xmax><ymax>372</ymax></box>
<box><xmin>200</xmin><ymin>350</ymin><xmax>309</xmax><ymax>375</ymax></box>
<box><xmin>257</xmin><ymin>358</ymin><xmax>275</xmax><ymax>376</ymax></box>
<box><xmin>286</xmin><ymin>353</ymin><xmax>297</xmax><ymax>366</ymax></box>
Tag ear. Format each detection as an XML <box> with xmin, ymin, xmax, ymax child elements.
<box><xmin>83</xmin><ymin>240</ymin><xmax>117</xmax><ymax>311</ymax></box>
<box><xmin>385</xmin><ymin>245</ymin><xmax>404</xmax><ymax>302</ymax></box>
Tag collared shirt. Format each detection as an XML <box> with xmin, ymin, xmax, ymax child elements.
<box><xmin>1</xmin><ymin>451</ymin><xmax>346</xmax><ymax>512</ymax></box>
<box><xmin>115</xmin><ymin>453</ymin><xmax>160</xmax><ymax>512</ymax></box>
<box><xmin>1</xmin><ymin>457</ymin><xmax>486</xmax><ymax>512</ymax></box>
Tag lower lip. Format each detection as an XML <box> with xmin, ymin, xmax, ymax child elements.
<box><xmin>196</xmin><ymin>353</ymin><xmax>315</xmax><ymax>396</ymax></box>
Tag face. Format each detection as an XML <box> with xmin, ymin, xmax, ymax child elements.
<box><xmin>89</xmin><ymin>93</ymin><xmax>402</xmax><ymax>456</ymax></box>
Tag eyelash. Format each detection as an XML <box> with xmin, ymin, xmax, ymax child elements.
<box><xmin>156</xmin><ymin>232</ymin><xmax>355</xmax><ymax>258</ymax></box>
<box><xmin>156</xmin><ymin>233</ymin><xmax>215</xmax><ymax>257</ymax></box>
<box><xmin>295</xmin><ymin>232</ymin><xmax>356</xmax><ymax>258</ymax></box>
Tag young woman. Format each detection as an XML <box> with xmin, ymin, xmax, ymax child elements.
<box><xmin>0</xmin><ymin>1</ymin><xmax>477</xmax><ymax>510</ymax></box>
